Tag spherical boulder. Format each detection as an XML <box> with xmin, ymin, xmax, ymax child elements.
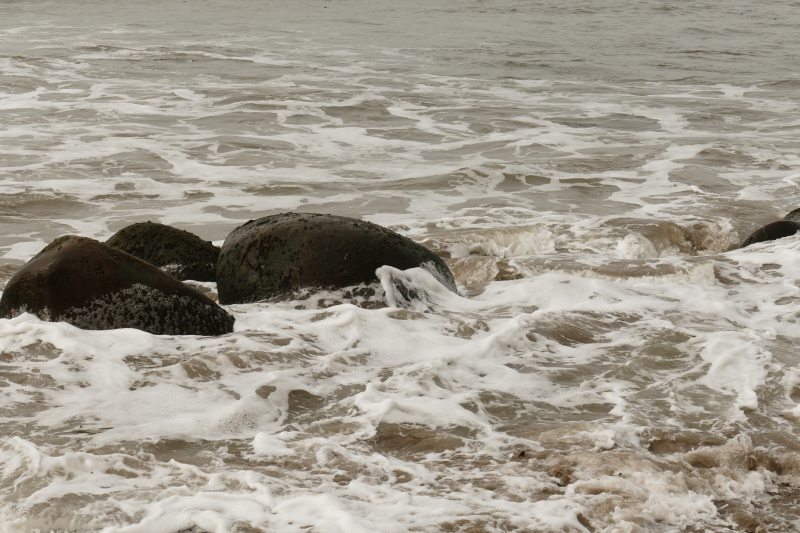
<box><xmin>741</xmin><ymin>220</ymin><xmax>800</xmax><ymax>248</ymax></box>
<box><xmin>106</xmin><ymin>221</ymin><xmax>219</xmax><ymax>282</ymax></box>
<box><xmin>0</xmin><ymin>236</ymin><xmax>234</xmax><ymax>335</ymax></box>
<box><xmin>216</xmin><ymin>213</ymin><xmax>457</xmax><ymax>305</ymax></box>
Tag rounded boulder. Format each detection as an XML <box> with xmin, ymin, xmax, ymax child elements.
<box><xmin>0</xmin><ymin>236</ymin><xmax>235</xmax><ymax>335</ymax></box>
<box><xmin>106</xmin><ymin>221</ymin><xmax>219</xmax><ymax>282</ymax></box>
<box><xmin>216</xmin><ymin>213</ymin><xmax>457</xmax><ymax>305</ymax></box>
<box><xmin>741</xmin><ymin>220</ymin><xmax>800</xmax><ymax>248</ymax></box>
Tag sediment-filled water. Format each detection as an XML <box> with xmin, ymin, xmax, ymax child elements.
<box><xmin>2</xmin><ymin>0</ymin><xmax>800</xmax><ymax>531</ymax></box>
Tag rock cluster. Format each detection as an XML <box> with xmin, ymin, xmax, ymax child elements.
<box><xmin>0</xmin><ymin>213</ymin><xmax>458</xmax><ymax>335</ymax></box>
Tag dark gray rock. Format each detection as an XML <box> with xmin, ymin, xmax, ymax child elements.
<box><xmin>741</xmin><ymin>220</ymin><xmax>800</xmax><ymax>248</ymax></box>
<box><xmin>106</xmin><ymin>221</ymin><xmax>219</xmax><ymax>282</ymax></box>
<box><xmin>216</xmin><ymin>213</ymin><xmax>457</xmax><ymax>305</ymax></box>
<box><xmin>0</xmin><ymin>236</ymin><xmax>234</xmax><ymax>335</ymax></box>
<box><xmin>784</xmin><ymin>208</ymin><xmax>800</xmax><ymax>223</ymax></box>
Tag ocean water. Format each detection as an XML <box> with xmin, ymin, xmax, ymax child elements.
<box><xmin>2</xmin><ymin>0</ymin><xmax>800</xmax><ymax>531</ymax></box>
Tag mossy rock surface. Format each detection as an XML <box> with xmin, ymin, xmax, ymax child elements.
<box><xmin>0</xmin><ymin>236</ymin><xmax>234</xmax><ymax>335</ymax></box>
<box><xmin>216</xmin><ymin>212</ymin><xmax>457</xmax><ymax>305</ymax></box>
<box><xmin>106</xmin><ymin>222</ymin><xmax>219</xmax><ymax>282</ymax></box>
<box><xmin>741</xmin><ymin>220</ymin><xmax>800</xmax><ymax>248</ymax></box>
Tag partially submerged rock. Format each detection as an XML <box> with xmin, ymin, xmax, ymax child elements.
<box><xmin>0</xmin><ymin>236</ymin><xmax>234</xmax><ymax>335</ymax></box>
<box><xmin>741</xmin><ymin>220</ymin><xmax>800</xmax><ymax>248</ymax></box>
<box><xmin>784</xmin><ymin>208</ymin><xmax>800</xmax><ymax>223</ymax></box>
<box><xmin>106</xmin><ymin>221</ymin><xmax>219</xmax><ymax>282</ymax></box>
<box><xmin>216</xmin><ymin>212</ymin><xmax>457</xmax><ymax>305</ymax></box>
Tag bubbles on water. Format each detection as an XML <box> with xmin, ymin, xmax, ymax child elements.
<box><xmin>2</xmin><ymin>2</ymin><xmax>800</xmax><ymax>530</ymax></box>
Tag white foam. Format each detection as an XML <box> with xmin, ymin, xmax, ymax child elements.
<box><xmin>3</xmin><ymin>239</ymin><xmax>46</xmax><ymax>261</ymax></box>
<box><xmin>2</xmin><ymin>10</ymin><xmax>800</xmax><ymax>532</ymax></box>
<box><xmin>615</xmin><ymin>232</ymin><xmax>658</xmax><ymax>259</ymax></box>
<box><xmin>252</xmin><ymin>432</ymin><xmax>295</xmax><ymax>457</ymax></box>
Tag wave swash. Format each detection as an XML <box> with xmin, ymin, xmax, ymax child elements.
<box><xmin>2</xmin><ymin>0</ymin><xmax>800</xmax><ymax>531</ymax></box>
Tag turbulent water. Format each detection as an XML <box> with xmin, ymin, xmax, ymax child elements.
<box><xmin>2</xmin><ymin>0</ymin><xmax>800</xmax><ymax>531</ymax></box>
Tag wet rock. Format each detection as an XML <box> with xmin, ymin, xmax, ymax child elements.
<box><xmin>0</xmin><ymin>236</ymin><xmax>234</xmax><ymax>335</ymax></box>
<box><xmin>784</xmin><ymin>208</ymin><xmax>800</xmax><ymax>222</ymax></box>
<box><xmin>741</xmin><ymin>220</ymin><xmax>800</xmax><ymax>248</ymax></box>
<box><xmin>106</xmin><ymin>221</ymin><xmax>219</xmax><ymax>282</ymax></box>
<box><xmin>216</xmin><ymin>212</ymin><xmax>457</xmax><ymax>305</ymax></box>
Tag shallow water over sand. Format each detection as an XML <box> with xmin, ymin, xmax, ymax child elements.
<box><xmin>2</xmin><ymin>0</ymin><xmax>800</xmax><ymax>531</ymax></box>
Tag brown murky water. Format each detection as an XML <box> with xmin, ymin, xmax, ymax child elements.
<box><xmin>2</xmin><ymin>0</ymin><xmax>800</xmax><ymax>531</ymax></box>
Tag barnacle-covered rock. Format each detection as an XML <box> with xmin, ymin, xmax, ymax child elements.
<box><xmin>216</xmin><ymin>212</ymin><xmax>457</xmax><ymax>305</ymax></box>
<box><xmin>106</xmin><ymin>221</ymin><xmax>219</xmax><ymax>282</ymax></box>
<box><xmin>0</xmin><ymin>236</ymin><xmax>234</xmax><ymax>335</ymax></box>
